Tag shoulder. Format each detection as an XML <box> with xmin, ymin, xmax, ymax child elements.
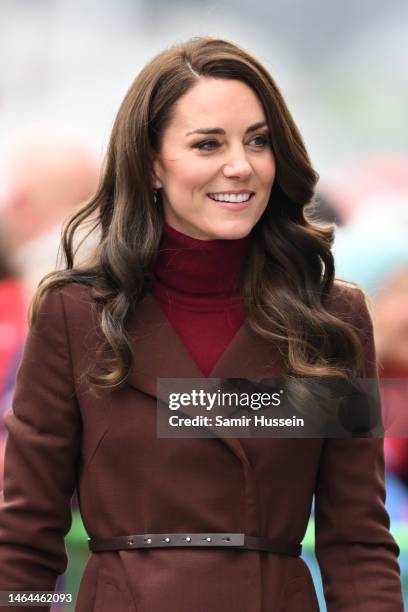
<box><xmin>33</xmin><ymin>282</ymin><xmax>100</xmax><ymax>333</ymax></box>
<box><xmin>33</xmin><ymin>283</ymin><xmax>108</xmax><ymax>374</ymax></box>
<box><xmin>325</xmin><ymin>280</ymin><xmax>377</xmax><ymax>377</ymax></box>
<box><xmin>324</xmin><ymin>279</ymin><xmax>373</xmax><ymax>328</ymax></box>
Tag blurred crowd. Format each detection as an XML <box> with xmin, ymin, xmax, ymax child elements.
<box><xmin>331</xmin><ymin>158</ymin><xmax>408</xmax><ymax>522</ymax></box>
<box><xmin>0</xmin><ymin>128</ymin><xmax>100</xmax><ymax>483</ymax></box>
<box><xmin>0</xmin><ymin>134</ymin><xmax>408</xmax><ymax>521</ymax></box>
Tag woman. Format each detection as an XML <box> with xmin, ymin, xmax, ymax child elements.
<box><xmin>0</xmin><ymin>37</ymin><xmax>403</xmax><ymax>611</ymax></box>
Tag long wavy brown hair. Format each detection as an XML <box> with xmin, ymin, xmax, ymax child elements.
<box><xmin>30</xmin><ymin>36</ymin><xmax>364</xmax><ymax>390</ymax></box>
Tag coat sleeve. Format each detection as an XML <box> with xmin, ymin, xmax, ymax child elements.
<box><xmin>314</xmin><ymin>285</ymin><xmax>404</xmax><ymax>611</ymax></box>
<box><xmin>0</xmin><ymin>287</ymin><xmax>82</xmax><ymax>609</ymax></box>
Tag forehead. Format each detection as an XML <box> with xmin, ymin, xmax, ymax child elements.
<box><xmin>167</xmin><ymin>78</ymin><xmax>266</xmax><ymax>133</ymax></box>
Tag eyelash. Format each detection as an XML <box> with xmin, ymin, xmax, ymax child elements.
<box><xmin>192</xmin><ymin>134</ymin><xmax>271</xmax><ymax>152</ymax></box>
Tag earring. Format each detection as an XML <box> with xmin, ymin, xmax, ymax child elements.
<box><xmin>153</xmin><ymin>189</ymin><xmax>159</xmax><ymax>203</ymax></box>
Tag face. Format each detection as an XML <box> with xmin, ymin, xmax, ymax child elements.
<box><xmin>152</xmin><ymin>77</ymin><xmax>276</xmax><ymax>240</ymax></box>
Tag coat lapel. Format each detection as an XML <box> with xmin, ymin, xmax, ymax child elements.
<box><xmin>126</xmin><ymin>292</ymin><xmax>282</xmax><ymax>465</ymax></box>
<box><xmin>126</xmin><ymin>292</ymin><xmax>204</xmax><ymax>394</ymax></box>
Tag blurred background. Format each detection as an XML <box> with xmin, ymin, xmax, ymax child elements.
<box><xmin>0</xmin><ymin>0</ymin><xmax>407</xmax><ymax>609</ymax></box>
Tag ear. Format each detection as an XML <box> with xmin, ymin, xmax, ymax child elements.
<box><xmin>151</xmin><ymin>156</ymin><xmax>163</xmax><ymax>190</ymax></box>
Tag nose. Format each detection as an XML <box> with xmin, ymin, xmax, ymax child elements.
<box><xmin>222</xmin><ymin>146</ymin><xmax>252</xmax><ymax>180</ymax></box>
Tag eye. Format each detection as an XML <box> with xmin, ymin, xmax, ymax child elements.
<box><xmin>248</xmin><ymin>134</ymin><xmax>271</xmax><ymax>148</ymax></box>
<box><xmin>192</xmin><ymin>140</ymin><xmax>220</xmax><ymax>151</ymax></box>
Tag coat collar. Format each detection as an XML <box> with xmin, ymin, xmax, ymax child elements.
<box><xmin>126</xmin><ymin>291</ymin><xmax>282</xmax><ymax>393</ymax></box>
<box><xmin>126</xmin><ymin>292</ymin><xmax>283</xmax><ymax>466</ymax></box>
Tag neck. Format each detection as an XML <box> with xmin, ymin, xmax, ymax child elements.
<box><xmin>152</xmin><ymin>222</ymin><xmax>251</xmax><ymax>297</ymax></box>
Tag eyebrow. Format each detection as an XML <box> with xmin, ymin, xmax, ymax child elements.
<box><xmin>185</xmin><ymin>121</ymin><xmax>268</xmax><ymax>137</ymax></box>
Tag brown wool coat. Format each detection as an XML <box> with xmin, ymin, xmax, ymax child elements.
<box><xmin>0</xmin><ymin>281</ymin><xmax>404</xmax><ymax>611</ymax></box>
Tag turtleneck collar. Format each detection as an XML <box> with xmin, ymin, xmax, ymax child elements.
<box><xmin>152</xmin><ymin>222</ymin><xmax>250</xmax><ymax>297</ymax></box>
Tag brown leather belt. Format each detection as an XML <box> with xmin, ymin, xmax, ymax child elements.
<box><xmin>88</xmin><ymin>532</ymin><xmax>301</xmax><ymax>557</ymax></box>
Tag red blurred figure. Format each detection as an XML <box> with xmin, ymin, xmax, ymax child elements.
<box><xmin>376</xmin><ymin>268</ymin><xmax>408</xmax><ymax>487</ymax></box>
<box><xmin>0</xmin><ymin>230</ymin><xmax>27</xmax><ymax>488</ymax></box>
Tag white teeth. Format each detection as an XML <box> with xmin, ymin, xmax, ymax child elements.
<box><xmin>208</xmin><ymin>193</ymin><xmax>252</xmax><ymax>203</ymax></box>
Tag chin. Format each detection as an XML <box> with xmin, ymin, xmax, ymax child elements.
<box><xmin>206</xmin><ymin>219</ymin><xmax>256</xmax><ymax>241</ymax></box>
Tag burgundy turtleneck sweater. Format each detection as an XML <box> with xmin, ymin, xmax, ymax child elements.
<box><xmin>151</xmin><ymin>222</ymin><xmax>250</xmax><ymax>376</ymax></box>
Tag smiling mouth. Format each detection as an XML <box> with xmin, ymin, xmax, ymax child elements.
<box><xmin>207</xmin><ymin>192</ymin><xmax>254</xmax><ymax>203</ymax></box>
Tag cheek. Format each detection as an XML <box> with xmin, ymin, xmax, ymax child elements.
<box><xmin>256</xmin><ymin>155</ymin><xmax>276</xmax><ymax>186</ymax></box>
<box><xmin>163</xmin><ymin>158</ymin><xmax>217</xmax><ymax>192</ymax></box>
